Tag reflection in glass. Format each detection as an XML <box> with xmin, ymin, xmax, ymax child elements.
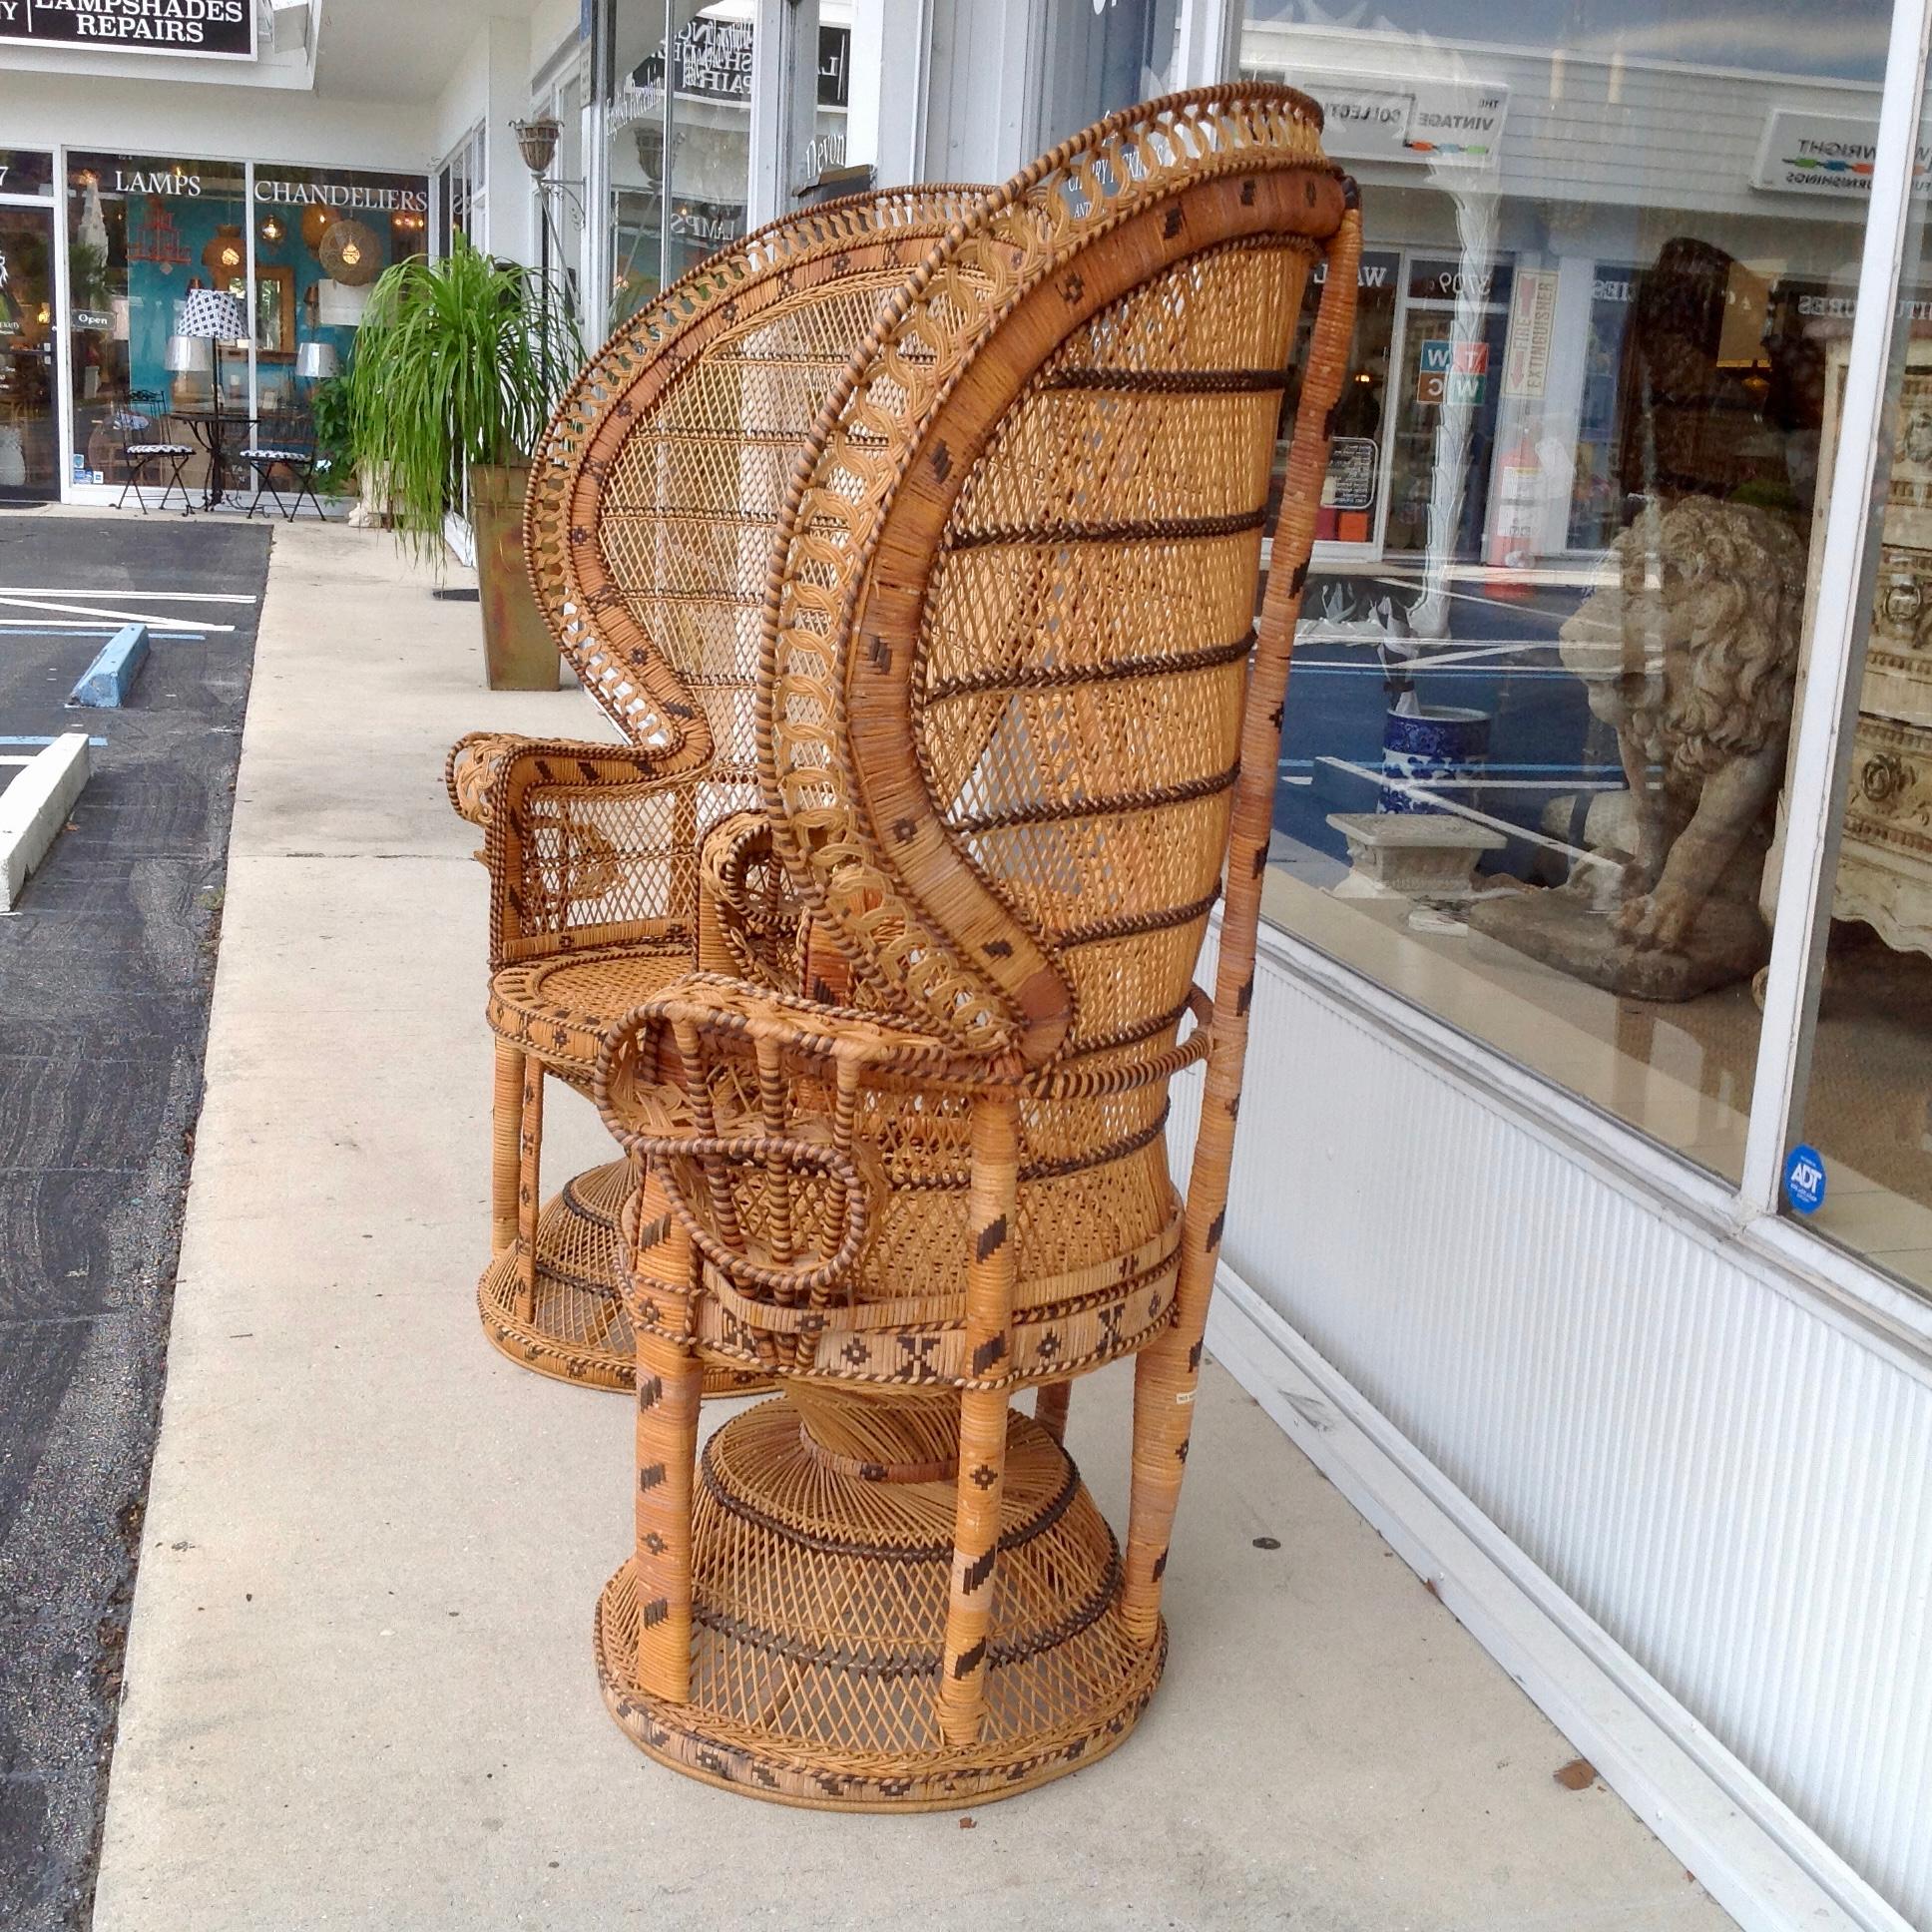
<box><xmin>1240</xmin><ymin>0</ymin><xmax>1886</xmax><ymax>1179</ymax></box>
<box><xmin>1035</xmin><ymin>0</ymin><xmax>1181</xmax><ymax>151</ymax></box>
<box><xmin>604</xmin><ymin>2</ymin><xmax>757</xmax><ymax>331</ymax></box>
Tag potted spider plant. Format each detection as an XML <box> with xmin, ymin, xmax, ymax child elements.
<box><xmin>344</xmin><ymin>236</ymin><xmax>582</xmax><ymax>689</ymax></box>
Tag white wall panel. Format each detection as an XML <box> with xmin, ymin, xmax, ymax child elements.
<box><xmin>1183</xmin><ymin>941</ymin><xmax>1932</xmax><ymax>1930</ymax></box>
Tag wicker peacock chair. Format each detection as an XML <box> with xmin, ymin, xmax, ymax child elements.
<box><xmin>444</xmin><ymin>185</ymin><xmax>987</xmax><ymax>1389</ymax></box>
<box><xmin>588</xmin><ymin>84</ymin><xmax>1361</xmax><ymax>1806</ymax></box>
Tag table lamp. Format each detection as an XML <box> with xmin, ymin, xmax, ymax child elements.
<box><xmin>295</xmin><ymin>339</ymin><xmax>339</xmax><ymax>387</ymax></box>
<box><xmin>164</xmin><ymin>330</ymin><xmax>212</xmax><ymax>408</ymax></box>
<box><xmin>178</xmin><ymin>287</ymin><xmax>248</xmax><ymax>427</ymax></box>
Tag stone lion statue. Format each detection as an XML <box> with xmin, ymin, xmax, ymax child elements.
<box><xmin>1474</xmin><ymin>495</ymin><xmax>1807</xmax><ymax>1000</ymax></box>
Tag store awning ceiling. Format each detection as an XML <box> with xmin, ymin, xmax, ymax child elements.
<box><xmin>310</xmin><ymin>0</ymin><xmax>547</xmax><ymax>106</ymax></box>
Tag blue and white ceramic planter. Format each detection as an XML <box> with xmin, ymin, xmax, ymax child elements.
<box><xmin>1378</xmin><ymin>705</ymin><xmax>1491</xmax><ymax>814</ymax></box>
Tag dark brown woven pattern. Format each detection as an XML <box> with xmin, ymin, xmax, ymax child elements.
<box><xmin>587</xmin><ymin>84</ymin><xmax>1360</xmax><ymax>1808</ymax></box>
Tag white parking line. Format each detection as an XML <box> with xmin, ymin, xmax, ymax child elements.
<box><xmin>0</xmin><ymin>586</ymin><xmax>257</xmax><ymax>605</ymax></box>
<box><xmin>1373</xmin><ymin>577</ymin><xmax>1586</xmax><ymax>623</ymax></box>
<box><xmin>1317</xmin><ymin>755</ymin><xmax>1619</xmax><ymax>870</ymax></box>
<box><xmin>0</xmin><ymin>594</ymin><xmax>228</xmax><ymax>634</ymax></box>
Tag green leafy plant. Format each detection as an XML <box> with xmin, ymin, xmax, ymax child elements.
<box><xmin>306</xmin><ymin>368</ymin><xmax>355</xmax><ymax>497</ymax></box>
<box><xmin>67</xmin><ymin>240</ymin><xmax>109</xmax><ymax>312</ymax></box>
<box><xmin>344</xmin><ymin>235</ymin><xmax>581</xmax><ymax>558</ymax></box>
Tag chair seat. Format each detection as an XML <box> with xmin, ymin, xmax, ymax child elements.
<box><xmin>488</xmin><ymin>944</ymin><xmax>690</xmax><ymax>1072</ymax></box>
<box><xmin>128</xmin><ymin>443</ymin><xmax>193</xmax><ymax>457</ymax></box>
<box><xmin>242</xmin><ymin>446</ymin><xmax>309</xmax><ymax>463</ymax></box>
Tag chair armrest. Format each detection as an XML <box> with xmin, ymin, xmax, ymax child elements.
<box><xmin>444</xmin><ymin>730</ymin><xmax>653</xmax><ymax>830</ymax></box>
<box><xmin>445</xmin><ymin>730</ymin><xmax>530</xmax><ymax>832</ymax></box>
<box><xmin>482</xmin><ymin>738</ymin><xmax>701</xmax><ymax>968</ymax></box>
<box><xmin>594</xmin><ymin>975</ymin><xmax>970</xmax><ymax>1307</ymax></box>
<box><xmin>697</xmin><ymin>811</ymin><xmax>806</xmax><ymax>990</ymax></box>
<box><xmin>599</xmin><ymin>973</ymin><xmax>962</xmax><ymax>1098</ymax></box>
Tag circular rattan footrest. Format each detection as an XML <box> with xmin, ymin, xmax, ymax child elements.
<box><xmin>594</xmin><ymin>1396</ymin><xmax>1167</xmax><ymax>1808</ymax></box>
<box><xmin>477</xmin><ymin>1158</ymin><xmax>769</xmax><ymax>1396</ymax></box>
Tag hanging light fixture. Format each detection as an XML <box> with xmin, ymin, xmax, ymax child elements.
<box><xmin>259</xmin><ymin>211</ymin><xmax>287</xmax><ymax>246</ymax></box>
<box><xmin>201</xmin><ymin>223</ymin><xmax>245</xmax><ymax>280</ymax></box>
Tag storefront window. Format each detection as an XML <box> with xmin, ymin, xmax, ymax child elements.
<box><xmin>436</xmin><ymin>125</ymin><xmax>486</xmax><ymax>257</ymax></box>
<box><xmin>59</xmin><ymin>153</ymin><xmax>429</xmax><ymax>504</ymax></box>
<box><xmin>252</xmin><ymin>165</ymin><xmax>429</xmax><ymax>418</ymax></box>
<box><xmin>66</xmin><ymin>152</ymin><xmax>248</xmax><ymax>500</ymax></box>
<box><xmin>1035</xmin><ymin>0</ymin><xmax>1182</xmax><ymax>151</ymax></box>
<box><xmin>1240</xmin><ymin>1</ymin><xmax>1886</xmax><ymax>1182</ymax></box>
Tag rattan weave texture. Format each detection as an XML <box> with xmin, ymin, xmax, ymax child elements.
<box><xmin>583</xmin><ymin>84</ymin><xmax>1362</xmax><ymax>1806</ymax></box>
<box><xmin>449</xmin><ymin>189</ymin><xmax>989</xmax><ymax>1391</ymax></box>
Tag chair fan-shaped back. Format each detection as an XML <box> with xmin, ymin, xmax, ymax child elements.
<box><xmin>759</xmin><ymin>88</ymin><xmax>1347</xmax><ymax>1065</ymax></box>
<box><xmin>525</xmin><ymin>185</ymin><xmax>989</xmax><ymax>823</ymax></box>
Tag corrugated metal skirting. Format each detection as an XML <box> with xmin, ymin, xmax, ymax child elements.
<box><xmin>1174</xmin><ymin>945</ymin><xmax>1932</xmax><ymax>1928</ymax></box>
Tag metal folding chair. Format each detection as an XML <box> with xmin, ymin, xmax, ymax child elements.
<box><xmin>242</xmin><ymin>407</ymin><xmax>328</xmax><ymax>521</ymax></box>
<box><xmin>114</xmin><ymin>390</ymin><xmax>195</xmax><ymax>516</ymax></box>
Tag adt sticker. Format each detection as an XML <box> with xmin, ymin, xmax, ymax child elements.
<box><xmin>1784</xmin><ymin>1144</ymin><xmax>1827</xmax><ymax>1215</ymax></box>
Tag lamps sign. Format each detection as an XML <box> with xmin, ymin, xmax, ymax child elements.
<box><xmin>0</xmin><ymin>0</ymin><xmax>256</xmax><ymax>58</ymax></box>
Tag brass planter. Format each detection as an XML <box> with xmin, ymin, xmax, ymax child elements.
<box><xmin>469</xmin><ymin>461</ymin><xmax>558</xmax><ymax>691</ymax></box>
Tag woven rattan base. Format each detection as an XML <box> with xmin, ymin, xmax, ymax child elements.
<box><xmin>594</xmin><ymin>1396</ymin><xmax>1167</xmax><ymax>1809</ymax></box>
<box><xmin>478</xmin><ymin>1159</ymin><xmax>768</xmax><ymax>1396</ymax></box>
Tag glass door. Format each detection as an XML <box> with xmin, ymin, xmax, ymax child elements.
<box><xmin>1384</xmin><ymin>253</ymin><xmax>1515</xmax><ymax>560</ymax></box>
<box><xmin>0</xmin><ymin>200</ymin><xmax>59</xmax><ymax>501</ymax></box>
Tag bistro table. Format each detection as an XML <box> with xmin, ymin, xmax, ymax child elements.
<box><xmin>174</xmin><ymin>405</ymin><xmax>253</xmax><ymax>511</ymax></box>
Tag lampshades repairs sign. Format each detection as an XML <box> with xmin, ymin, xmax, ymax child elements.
<box><xmin>0</xmin><ymin>0</ymin><xmax>256</xmax><ymax>59</ymax></box>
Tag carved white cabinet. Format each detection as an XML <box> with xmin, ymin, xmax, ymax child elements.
<box><xmin>1763</xmin><ymin>336</ymin><xmax>1932</xmax><ymax>959</ymax></box>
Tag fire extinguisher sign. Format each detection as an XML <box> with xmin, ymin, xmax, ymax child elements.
<box><xmin>1502</xmin><ymin>268</ymin><xmax>1560</xmax><ymax>400</ymax></box>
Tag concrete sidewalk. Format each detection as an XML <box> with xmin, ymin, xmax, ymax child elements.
<box><xmin>90</xmin><ymin>523</ymin><xmax>1733</xmax><ymax>1931</ymax></box>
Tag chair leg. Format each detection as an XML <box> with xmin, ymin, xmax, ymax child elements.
<box><xmin>632</xmin><ymin>1202</ymin><xmax>703</xmax><ymax>1703</ymax></box>
<box><xmin>937</xmin><ymin>1091</ymin><xmax>1020</xmax><ymax>1749</ymax></box>
<box><xmin>515</xmin><ymin>1058</ymin><xmax>545</xmax><ymax>1323</ymax></box>
<box><xmin>1033</xmin><ymin>1379</ymin><xmax>1072</xmax><ymax>1444</ymax></box>
<box><xmin>490</xmin><ymin>1041</ymin><xmax>524</xmax><ymax>1256</ymax></box>
<box><xmin>1122</xmin><ymin>1306</ymin><xmax>1201</xmax><ymax>1647</ymax></box>
<box><xmin>258</xmin><ymin>461</ymin><xmax>293</xmax><ymax>521</ymax></box>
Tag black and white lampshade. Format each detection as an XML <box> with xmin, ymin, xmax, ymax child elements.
<box><xmin>179</xmin><ymin>287</ymin><xmax>247</xmax><ymax>343</ymax></box>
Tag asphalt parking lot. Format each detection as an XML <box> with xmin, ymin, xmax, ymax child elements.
<box><xmin>0</xmin><ymin>512</ymin><xmax>269</xmax><ymax>1931</ymax></box>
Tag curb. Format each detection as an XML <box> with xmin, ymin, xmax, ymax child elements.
<box><xmin>0</xmin><ymin>733</ymin><xmax>92</xmax><ymax>909</ymax></box>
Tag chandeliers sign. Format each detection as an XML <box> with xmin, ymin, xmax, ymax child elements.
<box><xmin>0</xmin><ymin>0</ymin><xmax>256</xmax><ymax>59</ymax></box>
